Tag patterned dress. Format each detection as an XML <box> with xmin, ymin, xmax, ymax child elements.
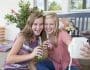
<box><xmin>4</xmin><ymin>38</ymin><xmax>55</xmax><ymax>70</ymax></box>
<box><xmin>4</xmin><ymin>39</ymin><xmax>38</xmax><ymax>70</ymax></box>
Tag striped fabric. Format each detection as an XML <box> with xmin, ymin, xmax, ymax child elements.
<box><xmin>4</xmin><ymin>39</ymin><xmax>38</xmax><ymax>70</ymax></box>
<box><xmin>49</xmin><ymin>30</ymin><xmax>80</xmax><ymax>70</ymax></box>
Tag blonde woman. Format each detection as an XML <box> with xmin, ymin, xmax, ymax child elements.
<box><xmin>44</xmin><ymin>13</ymin><xmax>80</xmax><ymax>70</ymax></box>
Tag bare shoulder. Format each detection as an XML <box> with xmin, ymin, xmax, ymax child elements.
<box><xmin>16</xmin><ymin>34</ymin><xmax>25</xmax><ymax>42</ymax></box>
<box><xmin>9</xmin><ymin>34</ymin><xmax>25</xmax><ymax>54</ymax></box>
<box><xmin>13</xmin><ymin>34</ymin><xmax>25</xmax><ymax>48</ymax></box>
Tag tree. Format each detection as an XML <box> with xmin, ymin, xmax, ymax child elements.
<box><xmin>48</xmin><ymin>1</ymin><xmax>62</xmax><ymax>11</ymax></box>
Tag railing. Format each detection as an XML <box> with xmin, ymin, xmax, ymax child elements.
<box><xmin>57</xmin><ymin>12</ymin><xmax>90</xmax><ymax>37</ymax></box>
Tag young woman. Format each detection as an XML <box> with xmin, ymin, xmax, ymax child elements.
<box><xmin>4</xmin><ymin>11</ymin><xmax>55</xmax><ymax>70</ymax></box>
<box><xmin>44</xmin><ymin>13</ymin><xmax>80</xmax><ymax>70</ymax></box>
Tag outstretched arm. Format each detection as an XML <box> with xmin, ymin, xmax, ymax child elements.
<box><xmin>6</xmin><ymin>36</ymin><xmax>42</xmax><ymax>64</ymax></box>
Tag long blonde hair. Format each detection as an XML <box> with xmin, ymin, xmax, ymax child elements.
<box><xmin>45</xmin><ymin>13</ymin><xmax>59</xmax><ymax>36</ymax></box>
<box><xmin>45</xmin><ymin>13</ymin><xmax>59</xmax><ymax>46</ymax></box>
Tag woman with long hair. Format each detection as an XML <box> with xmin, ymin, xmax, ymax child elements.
<box><xmin>44</xmin><ymin>13</ymin><xmax>80</xmax><ymax>70</ymax></box>
<box><xmin>4</xmin><ymin>11</ymin><xmax>55</xmax><ymax>70</ymax></box>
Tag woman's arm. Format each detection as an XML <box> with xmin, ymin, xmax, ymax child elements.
<box><xmin>6</xmin><ymin>36</ymin><xmax>35</xmax><ymax>64</ymax></box>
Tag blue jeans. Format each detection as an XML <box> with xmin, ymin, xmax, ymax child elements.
<box><xmin>36</xmin><ymin>59</ymin><xmax>55</xmax><ymax>70</ymax></box>
<box><xmin>4</xmin><ymin>59</ymin><xmax>55</xmax><ymax>70</ymax></box>
<box><xmin>66</xmin><ymin>66</ymin><xmax>80</xmax><ymax>70</ymax></box>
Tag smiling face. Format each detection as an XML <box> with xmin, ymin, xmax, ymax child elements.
<box><xmin>45</xmin><ymin>17</ymin><xmax>56</xmax><ymax>35</ymax></box>
<box><xmin>32</xmin><ymin>17</ymin><xmax>44</xmax><ymax>36</ymax></box>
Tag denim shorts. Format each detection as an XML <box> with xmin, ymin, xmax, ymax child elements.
<box><xmin>36</xmin><ymin>59</ymin><xmax>55</xmax><ymax>70</ymax></box>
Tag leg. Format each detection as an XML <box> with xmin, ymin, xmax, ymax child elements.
<box><xmin>36</xmin><ymin>64</ymin><xmax>49</xmax><ymax>70</ymax></box>
<box><xmin>36</xmin><ymin>59</ymin><xmax>55</xmax><ymax>70</ymax></box>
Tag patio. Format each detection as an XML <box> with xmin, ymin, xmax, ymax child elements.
<box><xmin>0</xmin><ymin>0</ymin><xmax>90</xmax><ymax>69</ymax></box>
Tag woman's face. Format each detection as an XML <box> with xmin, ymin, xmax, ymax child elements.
<box><xmin>45</xmin><ymin>18</ymin><xmax>56</xmax><ymax>35</ymax></box>
<box><xmin>32</xmin><ymin>17</ymin><xmax>43</xmax><ymax>36</ymax></box>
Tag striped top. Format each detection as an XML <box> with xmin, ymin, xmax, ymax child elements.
<box><xmin>4</xmin><ymin>38</ymin><xmax>39</xmax><ymax>70</ymax></box>
<box><xmin>49</xmin><ymin>30</ymin><xmax>80</xmax><ymax>70</ymax></box>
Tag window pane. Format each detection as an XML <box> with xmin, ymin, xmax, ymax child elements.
<box><xmin>36</xmin><ymin>0</ymin><xmax>44</xmax><ymax>10</ymax></box>
<box><xmin>86</xmin><ymin>0</ymin><xmax>90</xmax><ymax>9</ymax></box>
<box><xmin>70</xmin><ymin>0</ymin><xmax>83</xmax><ymax>10</ymax></box>
<box><xmin>29</xmin><ymin>0</ymin><xmax>34</xmax><ymax>8</ymax></box>
<box><xmin>47</xmin><ymin>0</ymin><xmax>62</xmax><ymax>11</ymax></box>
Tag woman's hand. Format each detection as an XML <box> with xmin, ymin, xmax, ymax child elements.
<box><xmin>31</xmin><ymin>46</ymin><xmax>43</xmax><ymax>58</ymax></box>
<box><xmin>42</xmin><ymin>40</ymin><xmax>48</xmax><ymax>47</ymax></box>
<box><xmin>43</xmin><ymin>40</ymin><xmax>54</xmax><ymax>50</ymax></box>
<box><xmin>80</xmin><ymin>43</ymin><xmax>90</xmax><ymax>57</ymax></box>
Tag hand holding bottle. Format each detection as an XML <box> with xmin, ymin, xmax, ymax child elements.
<box><xmin>32</xmin><ymin>46</ymin><xmax>43</xmax><ymax>59</ymax></box>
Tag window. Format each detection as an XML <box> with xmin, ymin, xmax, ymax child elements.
<box><xmin>86</xmin><ymin>0</ymin><xmax>90</xmax><ymax>9</ymax></box>
<box><xmin>29</xmin><ymin>0</ymin><xmax>34</xmax><ymax>8</ymax></box>
<box><xmin>34</xmin><ymin>0</ymin><xmax>62</xmax><ymax>11</ymax></box>
<box><xmin>70</xmin><ymin>0</ymin><xmax>83</xmax><ymax>10</ymax></box>
<box><xmin>70</xmin><ymin>0</ymin><xmax>90</xmax><ymax>10</ymax></box>
<box><xmin>47</xmin><ymin>0</ymin><xmax>62</xmax><ymax>11</ymax></box>
<box><xmin>36</xmin><ymin>0</ymin><xmax>44</xmax><ymax>10</ymax></box>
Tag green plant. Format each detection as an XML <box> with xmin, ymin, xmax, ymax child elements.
<box><xmin>5</xmin><ymin>0</ymin><xmax>32</xmax><ymax>30</ymax></box>
<box><xmin>48</xmin><ymin>1</ymin><xmax>62</xmax><ymax>11</ymax></box>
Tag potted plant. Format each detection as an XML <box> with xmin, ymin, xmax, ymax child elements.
<box><xmin>5</xmin><ymin>0</ymin><xmax>39</xmax><ymax>30</ymax></box>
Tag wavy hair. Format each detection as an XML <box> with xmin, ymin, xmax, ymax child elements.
<box><xmin>20</xmin><ymin>11</ymin><xmax>46</xmax><ymax>42</ymax></box>
<box><xmin>45</xmin><ymin>13</ymin><xmax>59</xmax><ymax>47</ymax></box>
<box><xmin>45</xmin><ymin>13</ymin><xmax>59</xmax><ymax>36</ymax></box>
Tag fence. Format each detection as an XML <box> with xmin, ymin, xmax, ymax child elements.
<box><xmin>57</xmin><ymin>12</ymin><xmax>90</xmax><ymax>37</ymax></box>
